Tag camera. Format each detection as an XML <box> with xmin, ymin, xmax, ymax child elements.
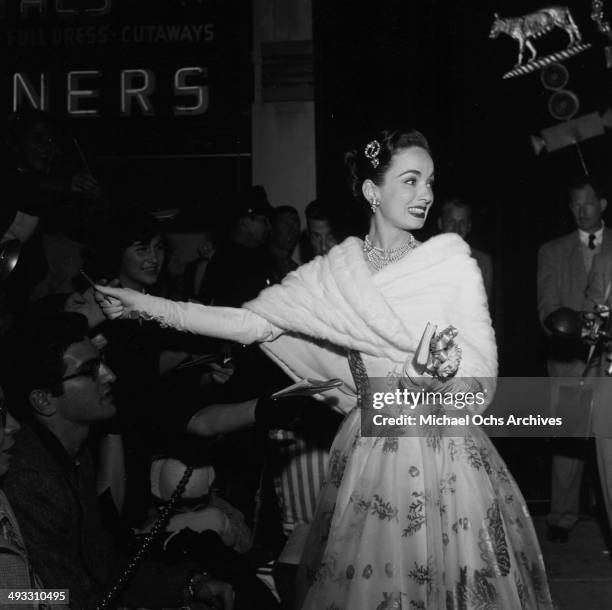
<box><xmin>545</xmin><ymin>304</ymin><xmax>612</xmax><ymax>375</ymax></box>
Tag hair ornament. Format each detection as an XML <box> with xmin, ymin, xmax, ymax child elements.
<box><xmin>364</xmin><ymin>139</ymin><xmax>381</xmax><ymax>168</ymax></box>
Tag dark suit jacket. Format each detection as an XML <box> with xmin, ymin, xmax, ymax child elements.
<box><xmin>537</xmin><ymin>228</ymin><xmax>612</xmax><ymax>378</ymax></box>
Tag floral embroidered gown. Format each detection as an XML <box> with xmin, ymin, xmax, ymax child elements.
<box><xmin>296</xmin><ymin>351</ymin><xmax>553</xmax><ymax>610</ymax></box>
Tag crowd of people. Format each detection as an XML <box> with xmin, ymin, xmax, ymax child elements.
<box><xmin>0</xmin><ymin>111</ymin><xmax>607</xmax><ymax>610</ymax></box>
<box><xmin>0</xmin><ymin>110</ymin><xmax>358</xmax><ymax>609</ymax></box>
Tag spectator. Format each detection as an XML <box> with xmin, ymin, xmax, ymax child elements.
<box><xmin>301</xmin><ymin>199</ymin><xmax>340</xmax><ymax>261</ymax></box>
<box><xmin>200</xmin><ymin>185</ymin><xmax>273</xmax><ymax>307</ymax></box>
<box><xmin>3</xmin><ymin>312</ymin><xmax>233</xmax><ymax>609</ymax></box>
<box><xmin>183</xmin><ymin>230</ymin><xmax>216</xmax><ymax>301</ymax></box>
<box><xmin>0</xmin><ymin>112</ymin><xmax>55</xmax><ymax>329</ymax></box>
<box><xmin>268</xmin><ymin>206</ymin><xmax>300</xmax><ymax>282</ymax></box>
<box><xmin>537</xmin><ymin>176</ymin><xmax>612</xmax><ymax>543</ymax></box>
<box><xmin>437</xmin><ymin>197</ymin><xmax>493</xmax><ymax>303</ymax></box>
<box><xmin>90</xmin><ymin>206</ymin><xmax>167</xmax><ymax>294</ymax></box>
<box><xmin>2</xmin><ymin>111</ymin><xmax>103</xmax><ymax>310</ymax></box>
<box><xmin>0</xmin><ymin>384</ymin><xmax>52</xmax><ymax>609</ymax></box>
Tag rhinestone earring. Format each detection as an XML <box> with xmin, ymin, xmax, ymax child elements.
<box><xmin>370</xmin><ymin>198</ymin><xmax>380</xmax><ymax>214</ymax></box>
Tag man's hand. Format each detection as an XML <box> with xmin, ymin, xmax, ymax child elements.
<box><xmin>70</xmin><ymin>172</ymin><xmax>101</xmax><ymax>197</ymax></box>
<box><xmin>208</xmin><ymin>361</ymin><xmax>235</xmax><ymax>385</ymax></box>
<box><xmin>65</xmin><ymin>287</ymin><xmax>106</xmax><ymax>328</ymax></box>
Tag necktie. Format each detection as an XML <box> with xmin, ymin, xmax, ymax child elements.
<box><xmin>589</xmin><ymin>234</ymin><xmax>596</xmax><ymax>250</ymax></box>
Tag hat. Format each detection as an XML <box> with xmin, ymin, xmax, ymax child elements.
<box><xmin>234</xmin><ymin>185</ymin><xmax>272</xmax><ymax>219</ymax></box>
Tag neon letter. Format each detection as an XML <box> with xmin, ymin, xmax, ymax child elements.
<box><xmin>173</xmin><ymin>67</ymin><xmax>208</xmax><ymax>116</ymax></box>
<box><xmin>12</xmin><ymin>73</ymin><xmax>48</xmax><ymax>112</ymax></box>
<box><xmin>67</xmin><ymin>70</ymin><xmax>101</xmax><ymax>117</ymax></box>
<box><xmin>120</xmin><ymin>69</ymin><xmax>155</xmax><ymax>117</ymax></box>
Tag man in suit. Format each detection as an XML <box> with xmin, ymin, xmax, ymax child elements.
<box><xmin>537</xmin><ymin>176</ymin><xmax>612</xmax><ymax>542</ymax></box>
<box><xmin>437</xmin><ymin>198</ymin><xmax>493</xmax><ymax>303</ymax></box>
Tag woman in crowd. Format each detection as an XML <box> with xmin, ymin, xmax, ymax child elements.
<box><xmin>95</xmin><ymin>128</ymin><xmax>553</xmax><ymax>609</ymax></box>
<box><xmin>88</xmin><ymin>208</ymin><xmax>228</xmax><ymax>522</ymax></box>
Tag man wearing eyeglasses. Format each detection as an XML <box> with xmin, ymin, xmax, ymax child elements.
<box><xmin>2</xmin><ymin>312</ymin><xmax>234</xmax><ymax>609</ymax></box>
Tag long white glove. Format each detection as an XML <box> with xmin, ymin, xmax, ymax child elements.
<box><xmin>94</xmin><ymin>284</ymin><xmax>281</xmax><ymax>345</ymax></box>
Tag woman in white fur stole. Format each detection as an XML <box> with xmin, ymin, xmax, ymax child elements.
<box><xmin>96</xmin><ymin>128</ymin><xmax>553</xmax><ymax>609</ymax></box>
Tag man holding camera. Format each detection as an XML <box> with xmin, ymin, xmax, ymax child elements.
<box><xmin>538</xmin><ymin>177</ymin><xmax>612</xmax><ymax>543</ymax></box>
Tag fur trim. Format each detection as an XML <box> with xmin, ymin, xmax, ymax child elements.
<box><xmin>244</xmin><ymin>234</ymin><xmax>497</xmax><ymax>411</ymax></box>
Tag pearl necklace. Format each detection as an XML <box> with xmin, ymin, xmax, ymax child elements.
<box><xmin>362</xmin><ymin>234</ymin><xmax>416</xmax><ymax>271</ymax></box>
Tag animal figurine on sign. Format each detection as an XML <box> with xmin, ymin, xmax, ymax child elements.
<box><xmin>489</xmin><ymin>6</ymin><xmax>581</xmax><ymax>66</ymax></box>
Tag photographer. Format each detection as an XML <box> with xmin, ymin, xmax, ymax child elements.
<box><xmin>537</xmin><ymin>176</ymin><xmax>612</xmax><ymax>543</ymax></box>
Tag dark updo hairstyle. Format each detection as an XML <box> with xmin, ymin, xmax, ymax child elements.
<box><xmin>344</xmin><ymin>128</ymin><xmax>431</xmax><ymax>207</ymax></box>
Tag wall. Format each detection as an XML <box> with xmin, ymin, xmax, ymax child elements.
<box><xmin>251</xmin><ymin>0</ymin><xmax>316</xmax><ymax>219</ymax></box>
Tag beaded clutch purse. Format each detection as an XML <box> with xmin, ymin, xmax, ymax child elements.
<box><xmin>414</xmin><ymin>322</ymin><xmax>462</xmax><ymax>380</ymax></box>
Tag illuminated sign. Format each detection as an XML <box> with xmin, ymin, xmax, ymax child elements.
<box><xmin>12</xmin><ymin>67</ymin><xmax>209</xmax><ymax>117</ymax></box>
<box><xmin>5</xmin><ymin>0</ymin><xmax>252</xmax><ymax>155</ymax></box>
<box><xmin>7</xmin><ymin>24</ymin><xmax>215</xmax><ymax>47</ymax></box>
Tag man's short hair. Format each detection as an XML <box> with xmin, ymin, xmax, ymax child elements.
<box><xmin>439</xmin><ymin>197</ymin><xmax>472</xmax><ymax>219</ymax></box>
<box><xmin>271</xmin><ymin>205</ymin><xmax>299</xmax><ymax>224</ymax></box>
<box><xmin>567</xmin><ymin>176</ymin><xmax>607</xmax><ymax>201</ymax></box>
<box><xmin>8</xmin><ymin>312</ymin><xmax>89</xmax><ymax>416</ymax></box>
<box><xmin>305</xmin><ymin>199</ymin><xmax>333</xmax><ymax>223</ymax></box>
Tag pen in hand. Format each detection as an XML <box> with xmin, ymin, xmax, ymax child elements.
<box><xmin>79</xmin><ymin>270</ymin><xmax>114</xmax><ymax>304</ymax></box>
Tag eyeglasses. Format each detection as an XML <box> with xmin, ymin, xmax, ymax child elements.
<box><xmin>60</xmin><ymin>357</ymin><xmax>104</xmax><ymax>384</ymax></box>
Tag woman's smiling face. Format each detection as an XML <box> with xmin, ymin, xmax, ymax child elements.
<box><xmin>119</xmin><ymin>235</ymin><xmax>165</xmax><ymax>290</ymax></box>
<box><xmin>368</xmin><ymin>146</ymin><xmax>435</xmax><ymax>231</ymax></box>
